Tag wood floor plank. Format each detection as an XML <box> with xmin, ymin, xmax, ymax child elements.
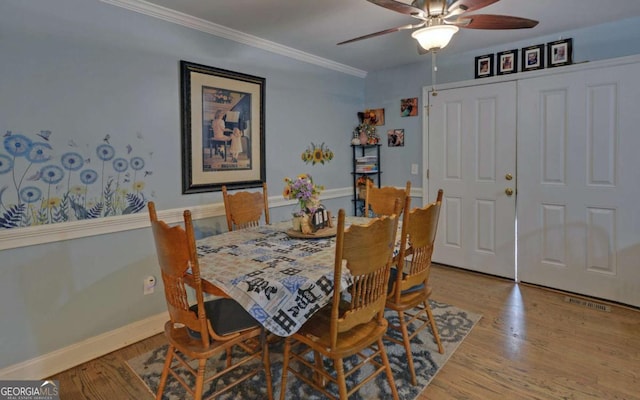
<box><xmin>49</xmin><ymin>264</ymin><xmax>640</xmax><ymax>399</ymax></box>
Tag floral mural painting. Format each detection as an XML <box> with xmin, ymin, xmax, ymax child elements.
<box><xmin>0</xmin><ymin>130</ymin><xmax>152</xmax><ymax>230</ymax></box>
<box><xmin>301</xmin><ymin>142</ymin><xmax>333</xmax><ymax>165</ymax></box>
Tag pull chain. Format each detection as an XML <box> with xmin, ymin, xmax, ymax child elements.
<box><xmin>431</xmin><ymin>50</ymin><xmax>438</xmax><ymax>96</ymax></box>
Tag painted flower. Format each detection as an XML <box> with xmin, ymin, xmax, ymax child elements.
<box><xmin>0</xmin><ymin>154</ymin><xmax>13</xmax><ymax>174</ymax></box>
<box><xmin>96</xmin><ymin>144</ymin><xmax>115</xmax><ymax>161</ymax></box>
<box><xmin>19</xmin><ymin>186</ymin><xmax>42</xmax><ymax>203</ymax></box>
<box><xmin>70</xmin><ymin>185</ymin><xmax>86</xmax><ymax>195</ymax></box>
<box><xmin>133</xmin><ymin>181</ymin><xmax>145</xmax><ymax>191</ymax></box>
<box><xmin>79</xmin><ymin>169</ymin><xmax>98</xmax><ymax>185</ymax></box>
<box><xmin>3</xmin><ymin>134</ymin><xmax>32</xmax><ymax>157</ymax></box>
<box><xmin>27</xmin><ymin>142</ymin><xmax>53</xmax><ymax>163</ymax></box>
<box><xmin>46</xmin><ymin>197</ymin><xmax>62</xmax><ymax>209</ymax></box>
<box><xmin>130</xmin><ymin>156</ymin><xmax>145</xmax><ymax>171</ymax></box>
<box><xmin>40</xmin><ymin>165</ymin><xmax>65</xmax><ymax>185</ymax></box>
<box><xmin>61</xmin><ymin>152</ymin><xmax>85</xmax><ymax>171</ymax></box>
<box><xmin>112</xmin><ymin>157</ymin><xmax>128</xmax><ymax>173</ymax></box>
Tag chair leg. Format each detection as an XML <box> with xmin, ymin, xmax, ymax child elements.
<box><xmin>279</xmin><ymin>338</ymin><xmax>291</xmax><ymax>400</ymax></box>
<box><xmin>334</xmin><ymin>357</ymin><xmax>348</xmax><ymax>400</ymax></box>
<box><xmin>194</xmin><ymin>359</ymin><xmax>207</xmax><ymax>400</ymax></box>
<box><xmin>313</xmin><ymin>350</ymin><xmax>326</xmax><ymax>387</ymax></box>
<box><xmin>398</xmin><ymin>310</ymin><xmax>418</xmax><ymax>386</ymax></box>
<box><xmin>156</xmin><ymin>345</ymin><xmax>175</xmax><ymax>400</ymax></box>
<box><xmin>378</xmin><ymin>338</ymin><xmax>400</xmax><ymax>400</ymax></box>
<box><xmin>424</xmin><ymin>300</ymin><xmax>444</xmax><ymax>354</ymax></box>
<box><xmin>261</xmin><ymin>330</ymin><xmax>274</xmax><ymax>400</ymax></box>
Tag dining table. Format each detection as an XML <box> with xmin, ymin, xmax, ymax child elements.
<box><xmin>194</xmin><ymin>217</ymin><xmax>394</xmax><ymax>337</ymax></box>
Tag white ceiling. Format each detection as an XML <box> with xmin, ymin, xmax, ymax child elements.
<box><xmin>137</xmin><ymin>0</ymin><xmax>640</xmax><ymax>72</ymax></box>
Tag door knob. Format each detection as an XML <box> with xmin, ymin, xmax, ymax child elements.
<box><xmin>505</xmin><ymin>173</ymin><xmax>513</xmax><ymax>181</ymax></box>
<box><xmin>505</xmin><ymin>188</ymin><xmax>514</xmax><ymax>196</ymax></box>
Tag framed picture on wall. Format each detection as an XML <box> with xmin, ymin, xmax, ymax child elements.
<box><xmin>180</xmin><ymin>60</ymin><xmax>266</xmax><ymax>194</ymax></box>
<box><xmin>475</xmin><ymin>54</ymin><xmax>494</xmax><ymax>78</ymax></box>
<box><xmin>400</xmin><ymin>98</ymin><xmax>418</xmax><ymax>117</ymax></box>
<box><xmin>522</xmin><ymin>44</ymin><xmax>545</xmax><ymax>71</ymax></box>
<box><xmin>364</xmin><ymin>108</ymin><xmax>385</xmax><ymax>126</ymax></box>
<box><xmin>547</xmin><ymin>38</ymin><xmax>573</xmax><ymax>67</ymax></box>
<box><xmin>496</xmin><ymin>49</ymin><xmax>518</xmax><ymax>75</ymax></box>
<box><xmin>387</xmin><ymin>129</ymin><xmax>404</xmax><ymax>147</ymax></box>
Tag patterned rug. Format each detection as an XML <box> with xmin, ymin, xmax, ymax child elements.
<box><xmin>127</xmin><ymin>300</ymin><xmax>481</xmax><ymax>399</ymax></box>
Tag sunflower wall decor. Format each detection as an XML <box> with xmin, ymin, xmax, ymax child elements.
<box><xmin>301</xmin><ymin>142</ymin><xmax>334</xmax><ymax>165</ymax></box>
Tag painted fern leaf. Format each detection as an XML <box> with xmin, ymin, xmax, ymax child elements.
<box><xmin>122</xmin><ymin>193</ymin><xmax>145</xmax><ymax>214</ymax></box>
<box><xmin>87</xmin><ymin>203</ymin><xmax>103</xmax><ymax>219</ymax></box>
<box><xmin>0</xmin><ymin>204</ymin><xmax>26</xmax><ymax>229</ymax></box>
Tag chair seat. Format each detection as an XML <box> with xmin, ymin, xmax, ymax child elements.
<box><xmin>164</xmin><ymin>320</ymin><xmax>262</xmax><ymax>360</ymax></box>
<box><xmin>294</xmin><ymin>306</ymin><xmax>389</xmax><ymax>359</ymax></box>
<box><xmin>387</xmin><ymin>268</ymin><xmax>426</xmax><ymax>295</ymax></box>
<box><xmin>188</xmin><ymin>298</ymin><xmax>259</xmax><ymax>338</ymax></box>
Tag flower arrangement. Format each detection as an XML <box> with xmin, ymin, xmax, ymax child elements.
<box><xmin>283</xmin><ymin>173</ymin><xmax>324</xmax><ymax>216</ymax></box>
<box><xmin>301</xmin><ymin>142</ymin><xmax>334</xmax><ymax>165</ymax></box>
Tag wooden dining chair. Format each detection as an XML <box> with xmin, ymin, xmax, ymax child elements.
<box><xmin>279</xmin><ymin>207</ymin><xmax>401</xmax><ymax>400</ymax></box>
<box><xmin>385</xmin><ymin>189</ymin><xmax>444</xmax><ymax>386</ymax></box>
<box><xmin>364</xmin><ymin>180</ymin><xmax>411</xmax><ymax>217</ymax></box>
<box><xmin>222</xmin><ymin>182</ymin><xmax>270</xmax><ymax>231</ymax></box>
<box><xmin>147</xmin><ymin>202</ymin><xmax>273</xmax><ymax>400</ymax></box>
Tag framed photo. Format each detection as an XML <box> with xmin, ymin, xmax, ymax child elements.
<box><xmin>547</xmin><ymin>38</ymin><xmax>573</xmax><ymax>67</ymax></box>
<box><xmin>400</xmin><ymin>98</ymin><xmax>418</xmax><ymax>117</ymax></box>
<box><xmin>475</xmin><ymin>54</ymin><xmax>494</xmax><ymax>78</ymax></box>
<box><xmin>522</xmin><ymin>44</ymin><xmax>545</xmax><ymax>71</ymax></box>
<box><xmin>496</xmin><ymin>49</ymin><xmax>518</xmax><ymax>75</ymax></box>
<box><xmin>180</xmin><ymin>60</ymin><xmax>265</xmax><ymax>194</ymax></box>
<box><xmin>364</xmin><ymin>108</ymin><xmax>385</xmax><ymax>126</ymax></box>
<box><xmin>387</xmin><ymin>129</ymin><xmax>404</xmax><ymax>147</ymax></box>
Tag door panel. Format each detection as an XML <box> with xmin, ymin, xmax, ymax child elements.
<box><xmin>517</xmin><ymin>62</ymin><xmax>640</xmax><ymax>307</ymax></box>
<box><xmin>428</xmin><ymin>81</ymin><xmax>516</xmax><ymax>279</ymax></box>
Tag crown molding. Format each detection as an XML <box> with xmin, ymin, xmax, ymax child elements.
<box><xmin>99</xmin><ymin>0</ymin><xmax>367</xmax><ymax>78</ymax></box>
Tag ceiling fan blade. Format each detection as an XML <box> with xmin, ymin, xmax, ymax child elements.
<box><xmin>337</xmin><ymin>23</ymin><xmax>424</xmax><ymax>45</ymax></box>
<box><xmin>454</xmin><ymin>14</ymin><xmax>539</xmax><ymax>29</ymax></box>
<box><xmin>366</xmin><ymin>0</ymin><xmax>426</xmax><ymax>19</ymax></box>
<box><xmin>447</xmin><ymin>0</ymin><xmax>499</xmax><ymax>14</ymax></box>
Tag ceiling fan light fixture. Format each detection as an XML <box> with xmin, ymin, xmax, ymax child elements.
<box><xmin>411</xmin><ymin>25</ymin><xmax>459</xmax><ymax>51</ymax></box>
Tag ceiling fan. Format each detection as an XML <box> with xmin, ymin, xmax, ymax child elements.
<box><xmin>337</xmin><ymin>0</ymin><xmax>538</xmax><ymax>53</ymax></box>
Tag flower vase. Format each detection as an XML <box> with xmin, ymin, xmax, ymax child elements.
<box><xmin>359</xmin><ymin>130</ymin><xmax>368</xmax><ymax>145</ymax></box>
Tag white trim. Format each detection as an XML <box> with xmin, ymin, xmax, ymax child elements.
<box><xmin>0</xmin><ymin>187</ymin><xmax>356</xmax><ymax>251</ymax></box>
<box><xmin>0</xmin><ymin>311</ymin><xmax>168</xmax><ymax>380</ymax></box>
<box><xmin>99</xmin><ymin>0</ymin><xmax>367</xmax><ymax>78</ymax></box>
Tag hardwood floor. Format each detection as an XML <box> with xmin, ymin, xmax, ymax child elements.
<box><xmin>49</xmin><ymin>264</ymin><xmax>640</xmax><ymax>399</ymax></box>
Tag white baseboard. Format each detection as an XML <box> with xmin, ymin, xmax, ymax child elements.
<box><xmin>0</xmin><ymin>311</ymin><xmax>168</xmax><ymax>380</ymax></box>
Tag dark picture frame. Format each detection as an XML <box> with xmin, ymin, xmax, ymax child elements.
<box><xmin>180</xmin><ymin>60</ymin><xmax>265</xmax><ymax>194</ymax></box>
<box><xmin>522</xmin><ymin>44</ymin><xmax>545</xmax><ymax>71</ymax></box>
<box><xmin>496</xmin><ymin>49</ymin><xmax>518</xmax><ymax>75</ymax></box>
<box><xmin>547</xmin><ymin>38</ymin><xmax>573</xmax><ymax>67</ymax></box>
<box><xmin>475</xmin><ymin>54</ymin><xmax>494</xmax><ymax>78</ymax></box>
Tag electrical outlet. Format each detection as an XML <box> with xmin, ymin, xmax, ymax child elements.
<box><xmin>143</xmin><ymin>275</ymin><xmax>156</xmax><ymax>295</ymax></box>
<box><xmin>411</xmin><ymin>163</ymin><xmax>419</xmax><ymax>175</ymax></box>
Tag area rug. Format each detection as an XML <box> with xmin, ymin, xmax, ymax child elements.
<box><xmin>127</xmin><ymin>300</ymin><xmax>481</xmax><ymax>399</ymax></box>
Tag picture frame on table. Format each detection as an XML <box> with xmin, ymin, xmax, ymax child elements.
<box><xmin>496</xmin><ymin>49</ymin><xmax>518</xmax><ymax>75</ymax></box>
<box><xmin>180</xmin><ymin>60</ymin><xmax>266</xmax><ymax>194</ymax></box>
<box><xmin>522</xmin><ymin>44</ymin><xmax>545</xmax><ymax>71</ymax></box>
<box><xmin>547</xmin><ymin>38</ymin><xmax>573</xmax><ymax>67</ymax></box>
<box><xmin>475</xmin><ymin>53</ymin><xmax>494</xmax><ymax>78</ymax></box>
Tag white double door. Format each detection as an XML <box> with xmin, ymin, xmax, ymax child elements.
<box><xmin>427</xmin><ymin>60</ymin><xmax>640</xmax><ymax>307</ymax></box>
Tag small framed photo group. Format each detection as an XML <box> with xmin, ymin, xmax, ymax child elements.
<box><xmin>475</xmin><ymin>38</ymin><xmax>573</xmax><ymax>78</ymax></box>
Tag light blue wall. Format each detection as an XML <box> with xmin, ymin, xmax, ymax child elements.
<box><xmin>0</xmin><ymin>0</ymin><xmax>363</xmax><ymax>370</ymax></box>
<box><xmin>365</xmin><ymin>17</ymin><xmax>640</xmax><ymax>190</ymax></box>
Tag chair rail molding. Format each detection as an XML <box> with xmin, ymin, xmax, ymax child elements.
<box><xmin>0</xmin><ymin>187</ymin><xmax>355</xmax><ymax>251</ymax></box>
